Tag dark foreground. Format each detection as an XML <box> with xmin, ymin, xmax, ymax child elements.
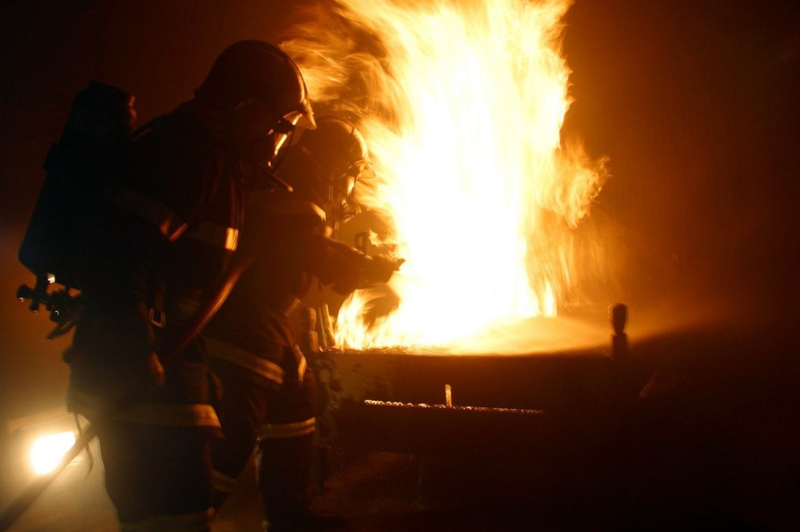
<box><xmin>4</xmin><ymin>322</ymin><xmax>800</xmax><ymax>532</ymax></box>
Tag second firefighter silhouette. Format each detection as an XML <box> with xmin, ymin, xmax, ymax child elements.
<box><xmin>204</xmin><ymin>117</ymin><xmax>403</xmax><ymax>531</ymax></box>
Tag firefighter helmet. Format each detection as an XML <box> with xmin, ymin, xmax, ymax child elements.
<box><xmin>196</xmin><ymin>40</ymin><xmax>315</xmax><ymax>172</ymax></box>
<box><xmin>287</xmin><ymin>116</ymin><xmax>374</xmax><ymax>230</ymax></box>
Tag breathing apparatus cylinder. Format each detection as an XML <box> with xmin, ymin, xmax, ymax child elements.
<box><xmin>18</xmin><ymin>80</ymin><xmax>136</xmax><ymax>292</ymax></box>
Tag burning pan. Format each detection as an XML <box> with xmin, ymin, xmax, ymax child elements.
<box><xmin>307</xmin><ymin>306</ymin><xmax>648</xmax><ymax>457</ymax></box>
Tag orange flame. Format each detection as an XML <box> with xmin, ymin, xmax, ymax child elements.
<box><xmin>282</xmin><ymin>0</ymin><xmax>609</xmax><ymax>352</ymax></box>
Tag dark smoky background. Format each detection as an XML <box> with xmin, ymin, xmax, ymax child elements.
<box><xmin>563</xmin><ymin>0</ymin><xmax>799</xmax><ymax>336</ymax></box>
<box><xmin>0</xmin><ymin>0</ymin><xmax>797</xmax><ymax>443</ymax></box>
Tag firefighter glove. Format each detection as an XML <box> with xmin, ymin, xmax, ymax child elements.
<box><xmin>364</xmin><ymin>254</ymin><xmax>404</xmax><ymax>284</ymax></box>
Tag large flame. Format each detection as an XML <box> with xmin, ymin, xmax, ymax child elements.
<box><xmin>282</xmin><ymin>0</ymin><xmax>609</xmax><ymax>352</ymax></box>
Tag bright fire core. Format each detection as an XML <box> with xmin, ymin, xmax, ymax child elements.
<box><xmin>284</xmin><ymin>0</ymin><xmax>608</xmax><ymax>352</ymax></box>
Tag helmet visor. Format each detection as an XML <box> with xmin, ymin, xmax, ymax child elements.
<box><xmin>268</xmin><ymin>109</ymin><xmax>315</xmax><ymax>170</ymax></box>
<box><xmin>343</xmin><ymin>159</ymin><xmax>375</xmax><ymax>188</ymax></box>
<box><xmin>328</xmin><ymin>159</ymin><xmax>373</xmax><ymax>226</ymax></box>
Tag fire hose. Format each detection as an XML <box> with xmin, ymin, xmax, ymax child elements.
<box><xmin>0</xmin><ymin>251</ymin><xmax>257</xmax><ymax>532</ymax></box>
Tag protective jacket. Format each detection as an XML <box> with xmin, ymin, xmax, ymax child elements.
<box><xmin>64</xmin><ymin>98</ymin><xmax>245</xmax><ymax>531</ymax></box>
<box><xmin>67</xmin><ymin>99</ymin><xmax>241</xmax><ymax>408</ymax></box>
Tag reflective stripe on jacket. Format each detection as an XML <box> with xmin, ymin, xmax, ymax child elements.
<box><xmin>210</xmin><ymin>469</ymin><xmax>238</xmax><ymax>494</ymax></box>
<box><xmin>68</xmin><ymin>389</ymin><xmax>221</xmax><ymax>429</ymax></box>
<box><xmin>113</xmin><ymin>186</ymin><xmax>240</xmax><ymax>251</ymax></box>
<box><xmin>258</xmin><ymin>416</ymin><xmax>315</xmax><ymax>440</ymax></box>
<box><xmin>205</xmin><ymin>337</ymin><xmax>285</xmax><ymax>387</ymax></box>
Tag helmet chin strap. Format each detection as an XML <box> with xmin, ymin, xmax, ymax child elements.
<box><xmin>244</xmin><ymin>161</ymin><xmax>294</xmax><ymax>193</ymax></box>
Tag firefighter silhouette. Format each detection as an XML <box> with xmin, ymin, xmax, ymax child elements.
<box><xmin>62</xmin><ymin>40</ymin><xmax>315</xmax><ymax>532</ymax></box>
<box><xmin>203</xmin><ymin>116</ymin><xmax>402</xmax><ymax>532</ymax></box>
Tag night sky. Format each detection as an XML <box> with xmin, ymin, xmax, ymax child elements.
<box><xmin>1</xmin><ymin>0</ymin><xmax>798</xmax><ymax>429</ymax></box>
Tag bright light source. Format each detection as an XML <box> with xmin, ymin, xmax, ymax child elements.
<box><xmin>29</xmin><ymin>431</ymin><xmax>76</xmax><ymax>475</ymax></box>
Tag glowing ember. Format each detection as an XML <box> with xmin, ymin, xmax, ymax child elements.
<box><xmin>282</xmin><ymin>0</ymin><xmax>608</xmax><ymax>351</ymax></box>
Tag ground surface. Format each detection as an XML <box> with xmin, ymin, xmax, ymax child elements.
<box><xmin>4</xmin><ymin>432</ymin><xmax>799</xmax><ymax>532</ymax></box>
<box><xmin>4</xmin><ymin>325</ymin><xmax>800</xmax><ymax>531</ymax></box>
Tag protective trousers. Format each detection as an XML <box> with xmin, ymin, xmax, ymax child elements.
<box><xmin>100</xmin><ymin>423</ymin><xmax>214</xmax><ymax>531</ymax></box>
<box><xmin>257</xmin><ymin>431</ymin><xmax>315</xmax><ymax>528</ymax></box>
<box><xmin>208</xmin><ymin>342</ymin><xmax>317</xmax><ymax>527</ymax></box>
<box><xmin>68</xmin><ymin>353</ymin><xmax>220</xmax><ymax>532</ymax></box>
